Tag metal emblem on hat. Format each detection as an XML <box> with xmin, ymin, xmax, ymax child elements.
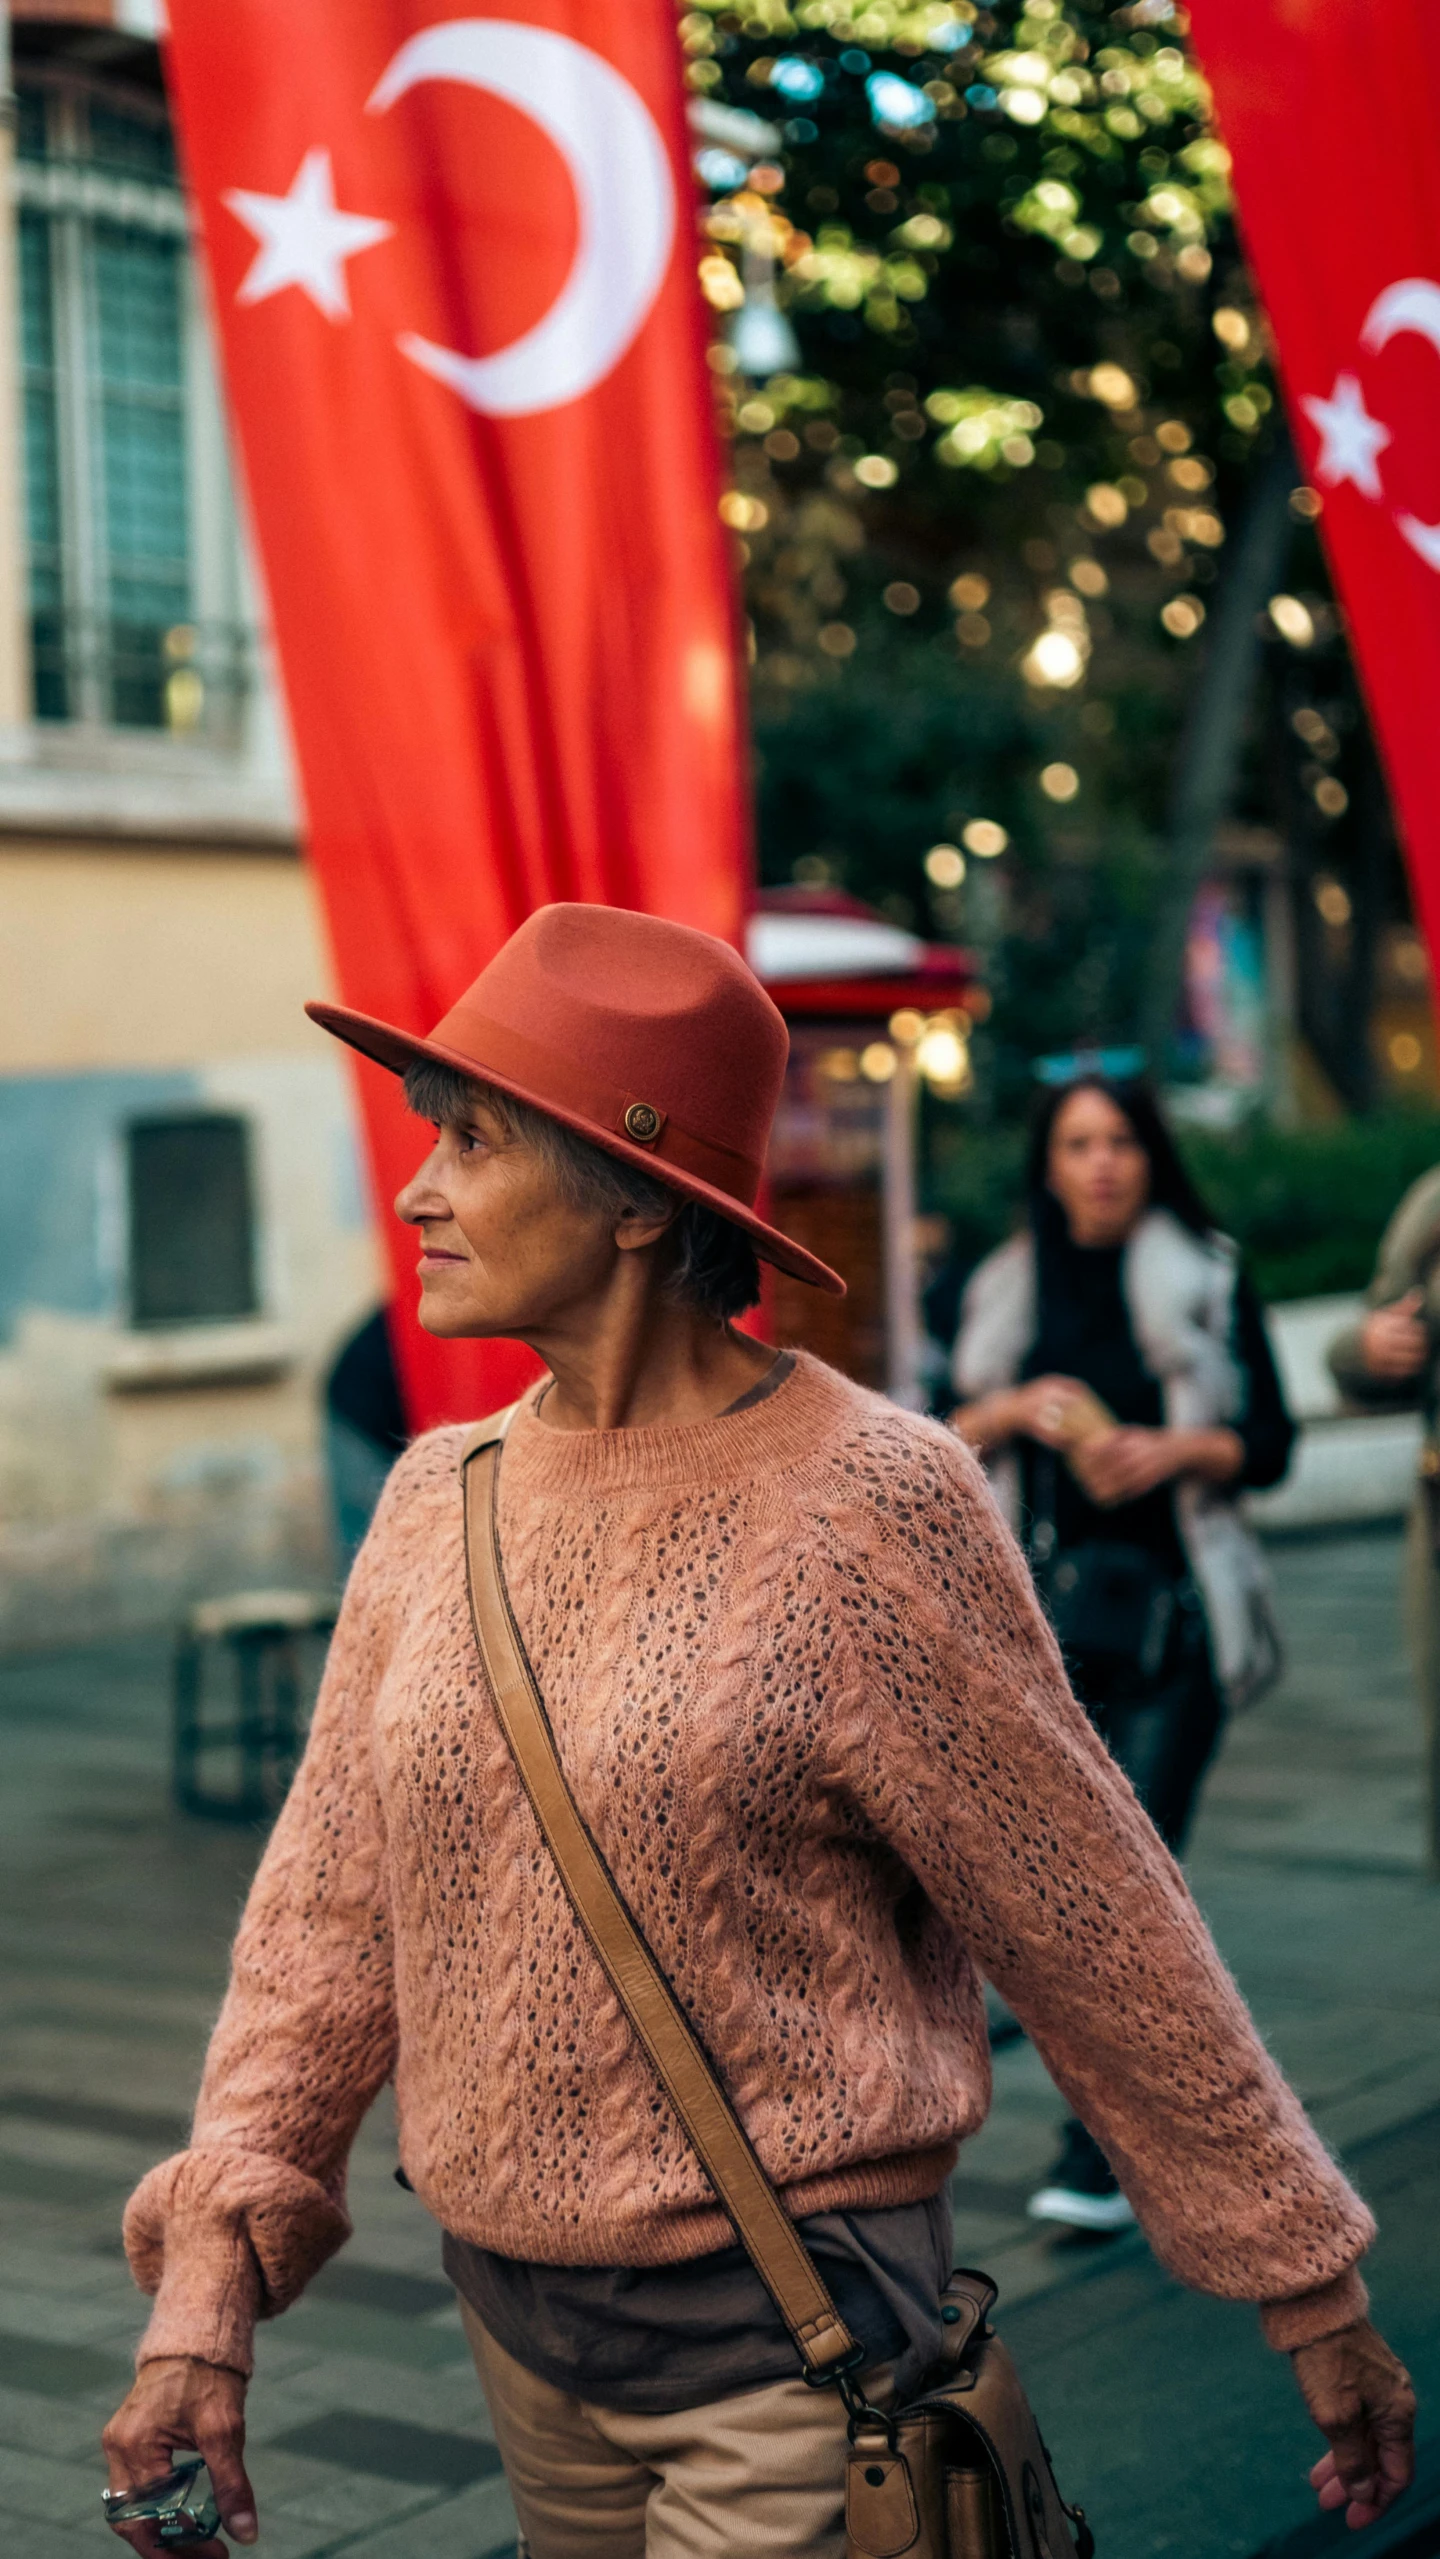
<box><xmin>624</xmin><ymin>1101</ymin><xmax>663</xmax><ymax>1143</ymax></box>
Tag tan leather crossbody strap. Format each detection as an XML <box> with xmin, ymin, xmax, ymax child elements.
<box><xmin>460</xmin><ymin>1415</ymin><xmax>860</xmax><ymax>2382</ymax></box>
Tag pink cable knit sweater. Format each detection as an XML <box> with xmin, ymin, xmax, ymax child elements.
<box><xmin>125</xmin><ymin>1353</ymin><xmax>1372</xmax><ymax>2375</ymax></box>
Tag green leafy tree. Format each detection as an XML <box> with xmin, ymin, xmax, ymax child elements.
<box><xmin>684</xmin><ymin>0</ymin><xmax>1399</xmax><ymax>1106</ymax></box>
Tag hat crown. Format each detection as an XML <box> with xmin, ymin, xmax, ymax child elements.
<box><xmin>303</xmin><ymin>901</ymin><xmax>845</xmax><ymax>1292</ymax></box>
<box><xmin>433</xmin><ymin>904</ymin><xmax>788</xmax><ymax>1174</ymax></box>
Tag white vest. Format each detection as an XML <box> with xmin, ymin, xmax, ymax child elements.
<box><xmin>953</xmin><ymin>1209</ymin><xmax>1281</xmax><ymax>1709</ymax></box>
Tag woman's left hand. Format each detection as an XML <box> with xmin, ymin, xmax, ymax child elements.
<box><xmin>1294</xmin><ymin>2320</ymin><xmax>1415</xmax><ymax>2528</ymax></box>
<box><xmin>1070</xmin><ymin>1426</ymin><xmax>1185</xmax><ymax>1507</ymax></box>
<box><xmin>1071</xmin><ymin>1423</ymin><xmax>1246</xmax><ymax>1508</ymax></box>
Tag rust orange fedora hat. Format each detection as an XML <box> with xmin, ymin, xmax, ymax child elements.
<box><xmin>306</xmin><ymin>902</ymin><xmax>844</xmax><ymax>1296</ymax></box>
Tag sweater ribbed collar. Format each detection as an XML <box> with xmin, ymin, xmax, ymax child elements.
<box><xmin>500</xmin><ymin>1349</ymin><xmax>861</xmax><ymax>1499</ymax></box>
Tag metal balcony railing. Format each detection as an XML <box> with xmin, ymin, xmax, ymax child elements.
<box><xmin>29</xmin><ymin>610</ymin><xmax>256</xmax><ymax>744</ymax></box>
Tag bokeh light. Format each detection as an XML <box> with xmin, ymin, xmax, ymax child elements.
<box><xmin>1039</xmin><ymin>762</ymin><xmax>1080</xmax><ymax>802</ymax></box>
<box><xmin>1161</xmin><ymin>595</ymin><xmax>1205</xmax><ymax>638</ymax></box>
<box><xmin>1085</xmin><ymin>483</ymin><xmax>1128</xmax><ymax>527</ymax></box>
<box><xmin>1269</xmin><ymin>594</ymin><xmax>1316</xmax><ymax>648</ymax></box>
<box><xmin>924</xmin><ymin>842</ymin><xmax>966</xmax><ymax>888</ymax></box>
<box><xmin>1025</xmin><ymin>629</ymin><xmax>1085</xmax><ymax>687</ymax></box>
<box><xmin>962</xmin><ymin>819</ymin><xmax>1009</xmax><ymax>858</ymax></box>
<box><xmin>1089</xmin><ymin>363</ymin><xmax>1138</xmax><ymax>409</ymax></box>
<box><xmin>916</xmin><ymin>1021</ymin><xmax>971</xmax><ymax>1093</ymax></box>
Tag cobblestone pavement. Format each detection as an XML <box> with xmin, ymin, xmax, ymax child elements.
<box><xmin>0</xmin><ymin>1527</ymin><xmax>1436</xmax><ymax>2559</ymax></box>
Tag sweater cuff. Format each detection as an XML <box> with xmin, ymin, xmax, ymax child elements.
<box><xmin>135</xmin><ymin>2225</ymin><xmax>262</xmax><ymax>2376</ymax></box>
<box><xmin>1260</xmin><ymin>2266</ymin><xmax>1370</xmax><ymax>2354</ymax></box>
<box><xmin>124</xmin><ymin>2145</ymin><xmax>350</xmax><ymax>2377</ymax></box>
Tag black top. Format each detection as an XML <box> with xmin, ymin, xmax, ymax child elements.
<box><xmin>325</xmin><ymin>1309</ymin><xmax>408</xmax><ymax>1456</ymax></box>
<box><xmin>445</xmin><ymin>2189</ymin><xmax>952</xmax><ymax>2414</ymax></box>
<box><xmin>1018</xmin><ymin>1226</ymin><xmax>1295</xmax><ymax>1565</ymax></box>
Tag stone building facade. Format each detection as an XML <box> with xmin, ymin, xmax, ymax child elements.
<box><xmin>0</xmin><ymin>0</ymin><xmax>382</xmax><ymax>1644</ymax></box>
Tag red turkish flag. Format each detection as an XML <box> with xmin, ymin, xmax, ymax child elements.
<box><xmin>163</xmin><ymin>1</ymin><xmax>749</xmax><ymax>1427</ymax></box>
<box><xmin>1187</xmin><ymin>0</ymin><xmax>1440</xmax><ymax>977</ymax></box>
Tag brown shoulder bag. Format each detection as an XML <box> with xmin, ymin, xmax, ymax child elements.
<box><xmin>462</xmin><ymin>1415</ymin><xmax>1095</xmax><ymax>2559</ymax></box>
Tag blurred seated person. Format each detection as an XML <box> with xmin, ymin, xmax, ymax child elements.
<box><xmin>1328</xmin><ymin>1164</ymin><xmax>1440</xmax><ymax>1874</ymax></box>
<box><xmin>950</xmin><ymin>1075</ymin><xmax>1295</xmax><ymax>2231</ymax></box>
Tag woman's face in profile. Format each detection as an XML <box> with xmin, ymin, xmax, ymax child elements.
<box><xmin>1046</xmin><ymin>1085</ymin><xmax>1151</xmax><ymax>1247</ymax></box>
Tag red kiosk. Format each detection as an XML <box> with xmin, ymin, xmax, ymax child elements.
<box><xmin>747</xmin><ymin>889</ymin><xmax>984</xmax><ymax>1404</ymax></box>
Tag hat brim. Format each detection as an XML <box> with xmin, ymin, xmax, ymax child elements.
<box><xmin>306</xmin><ymin>1001</ymin><xmax>847</xmax><ymax>1298</ymax></box>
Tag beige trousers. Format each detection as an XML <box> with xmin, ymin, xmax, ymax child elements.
<box><xmin>461</xmin><ymin>2300</ymin><xmax>889</xmax><ymax>2559</ymax></box>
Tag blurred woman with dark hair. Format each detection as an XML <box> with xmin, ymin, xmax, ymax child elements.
<box><xmin>950</xmin><ymin>1075</ymin><xmax>1296</xmax><ymax>2231</ymax></box>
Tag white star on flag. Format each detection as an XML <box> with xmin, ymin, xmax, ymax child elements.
<box><xmin>224</xmin><ymin>148</ymin><xmax>393</xmax><ymax>321</ymax></box>
<box><xmin>1300</xmin><ymin>372</ymin><xmax>1391</xmax><ymax>501</ymax></box>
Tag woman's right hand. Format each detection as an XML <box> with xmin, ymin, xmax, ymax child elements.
<box><xmin>1359</xmin><ymin>1290</ymin><xmax>1428</xmax><ymax>1384</ymax></box>
<box><xmin>1001</xmin><ymin>1376</ymin><xmax>1095</xmax><ymax>1447</ymax></box>
<box><xmin>951</xmin><ymin>1377</ymin><xmax>1091</xmax><ymax>1457</ymax></box>
<box><xmin>103</xmin><ymin>2357</ymin><xmax>256</xmax><ymax>2555</ymax></box>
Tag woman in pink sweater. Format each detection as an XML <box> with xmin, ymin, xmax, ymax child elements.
<box><xmin>104</xmin><ymin>907</ymin><xmax>1412</xmax><ymax>2559</ymax></box>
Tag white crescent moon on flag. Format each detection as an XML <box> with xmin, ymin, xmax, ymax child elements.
<box><xmin>368</xmin><ymin>20</ymin><xmax>676</xmax><ymax>418</ymax></box>
<box><xmin>1361</xmin><ymin>277</ymin><xmax>1440</xmax><ymax>573</ymax></box>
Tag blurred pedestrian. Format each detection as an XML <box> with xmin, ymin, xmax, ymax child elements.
<box><xmin>951</xmin><ymin>1074</ymin><xmax>1295</xmax><ymax>2232</ymax></box>
<box><xmin>1328</xmin><ymin>1163</ymin><xmax>1440</xmax><ymax>1873</ymax></box>
<box><xmin>323</xmin><ymin>1307</ymin><xmax>409</xmax><ymax>1565</ymax></box>
<box><xmin>103</xmin><ymin>924</ymin><xmax>1406</xmax><ymax>2559</ymax></box>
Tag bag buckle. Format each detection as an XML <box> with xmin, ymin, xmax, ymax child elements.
<box><xmin>841</xmin><ymin>2383</ymin><xmax>900</xmax><ymax>2449</ymax></box>
<box><xmin>801</xmin><ymin>2342</ymin><xmax>897</xmax><ymax>2448</ymax></box>
<box><xmin>801</xmin><ymin>2338</ymin><xmax>867</xmax><ymax>2392</ymax></box>
<box><xmin>839</xmin><ymin>2367</ymin><xmax>900</xmax><ymax>2450</ymax></box>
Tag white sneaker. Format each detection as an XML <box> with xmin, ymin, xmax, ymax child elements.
<box><xmin>1027</xmin><ymin>2182</ymin><xmax>1136</xmax><ymax>2233</ymax></box>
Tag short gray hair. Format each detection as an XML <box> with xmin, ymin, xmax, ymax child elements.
<box><xmin>402</xmin><ymin>1060</ymin><xmax>761</xmax><ymax>1323</ymax></box>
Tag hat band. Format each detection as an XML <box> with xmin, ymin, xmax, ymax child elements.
<box><xmin>431</xmin><ymin>1008</ymin><xmax>765</xmax><ymax>1208</ymax></box>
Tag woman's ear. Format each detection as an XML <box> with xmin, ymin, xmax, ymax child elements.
<box><xmin>613</xmin><ymin>1202</ymin><xmax>682</xmax><ymax>1255</ymax></box>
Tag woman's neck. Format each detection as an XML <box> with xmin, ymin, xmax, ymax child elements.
<box><xmin>1060</xmin><ymin>1204</ymin><xmax>1143</xmax><ymax>1250</ymax></box>
<box><xmin>523</xmin><ymin>1269</ymin><xmax>775</xmax><ymax>1433</ymax></box>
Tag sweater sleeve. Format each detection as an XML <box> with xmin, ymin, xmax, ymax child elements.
<box><xmin>825</xmin><ymin>1414</ymin><xmax>1374</xmax><ymax>2346</ymax></box>
<box><xmin>122</xmin><ymin>1437</ymin><xmax>447</xmax><ymax>2374</ymax></box>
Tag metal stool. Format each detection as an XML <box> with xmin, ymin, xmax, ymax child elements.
<box><xmin>174</xmin><ymin>1589</ymin><xmax>336</xmax><ymax>1820</ymax></box>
